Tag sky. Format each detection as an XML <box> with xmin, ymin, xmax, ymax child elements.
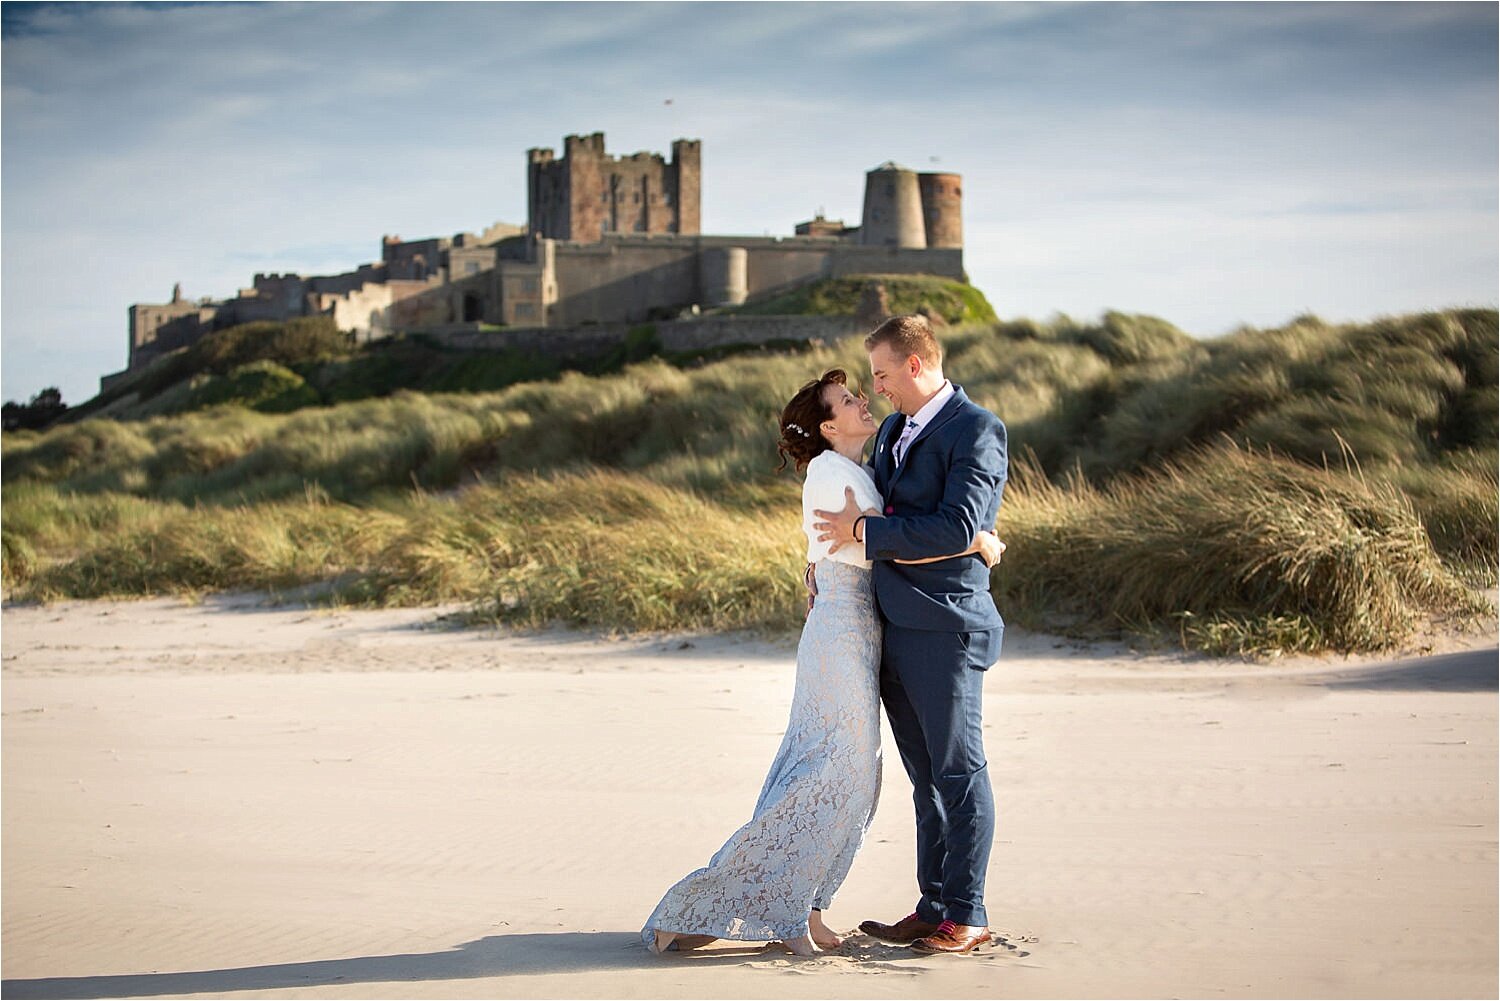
<box><xmin>2</xmin><ymin>1</ymin><xmax>1496</xmax><ymax>405</ymax></box>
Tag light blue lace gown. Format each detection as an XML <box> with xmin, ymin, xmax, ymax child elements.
<box><xmin>642</xmin><ymin>451</ymin><xmax>883</xmax><ymax>947</ymax></box>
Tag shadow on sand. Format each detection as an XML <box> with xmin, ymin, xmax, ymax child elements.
<box><xmin>1319</xmin><ymin>647</ymin><xmax>1498</xmax><ymax>693</ymax></box>
<box><xmin>0</xmin><ymin>932</ymin><xmax>785</xmax><ymax>999</ymax></box>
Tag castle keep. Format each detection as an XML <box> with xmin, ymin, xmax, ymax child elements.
<box><xmin>528</xmin><ymin>133</ymin><xmax>701</xmax><ymax>241</ymax></box>
<box><xmin>117</xmin><ymin>134</ymin><xmax>963</xmax><ymax>381</ymax></box>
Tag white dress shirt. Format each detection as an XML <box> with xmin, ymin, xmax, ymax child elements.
<box><xmin>894</xmin><ymin>380</ymin><xmax>955</xmax><ymax>465</ymax></box>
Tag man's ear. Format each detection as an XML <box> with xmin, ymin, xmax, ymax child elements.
<box><xmin>907</xmin><ymin>354</ymin><xmax>923</xmax><ymax>377</ymax></box>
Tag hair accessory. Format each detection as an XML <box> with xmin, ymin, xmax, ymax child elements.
<box><xmin>785</xmin><ymin>422</ymin><xmax>811</xmax><ymax>438</ymax></box>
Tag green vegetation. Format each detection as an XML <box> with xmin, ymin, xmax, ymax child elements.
<box><xmin>735</xmin><ymin>274</ymin><xmax>997</xmax><ymax>325</ymax></box>
<box><xmin>187</xmin><ymin>361</ymin><xmax>321</xmax><ymax>413</ymax></box>
<box><xmin>993</xmin><ymin>447</ymin><xmax>1486</xmax><ymax>656</ymax></box>
<box><xmin>4</xmin><ymin>306</ymin><xmax>1494</xmax><ymax>656</ymax></box>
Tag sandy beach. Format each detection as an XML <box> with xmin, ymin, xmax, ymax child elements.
<box><xmin>2</xmin><ymin>596</ymin><xmax>1495</xmax><ymax>999</ymax></box>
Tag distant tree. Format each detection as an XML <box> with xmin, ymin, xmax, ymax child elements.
<box><xmin>2</xmin><ymin>387</ymin><xmax>67</xmax><ymax>431</ymax></box>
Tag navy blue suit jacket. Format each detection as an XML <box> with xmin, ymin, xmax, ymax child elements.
<box><xmin>863</xmin><ymin>385</ymin><xmax>1008</xmax><ymax>633</ymax></box>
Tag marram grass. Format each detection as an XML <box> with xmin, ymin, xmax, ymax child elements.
<box><xmin>7</xmin><ymin>472</ymin><xmax>810</xmax><ymax>634</ymax></box>
<box><xmin>993</xmin><ymin>446</ymin><xmax>1488</xmax><ymax>657</ymax></box>
<box><xmin>3</xmin><ymin>307</ymin><xmax>1494</xmax><ymax>656</ymax></box>
<box><xmin>5</xmin><ymin>448</ymin><xmax>1487</xmax><ymax>655</ymax></box>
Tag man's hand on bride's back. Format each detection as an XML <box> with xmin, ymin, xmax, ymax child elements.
<box><xmin>977</xmin><ymin>531</ymin><xmax>1006</xmax><ymax>569</ymax></box>
<box><xmin>812</xmin><ymin>487</ymin><xmax>865</xmax><ymax>554</ymax></box>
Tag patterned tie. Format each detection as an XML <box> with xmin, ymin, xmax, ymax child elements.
<box><xmin>893</xmin><ymin>418</ymin><xmax>919</xmax><ymax>466</ymax></box>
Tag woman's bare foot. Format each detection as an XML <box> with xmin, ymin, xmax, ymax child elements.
<box><xmin>672</xmin><ymin>934</ymin><xmax>717</xmax><ymax>951</ymax></box>
<box><xmin>780</xmin><ymin>933</ymin><xmax>819</xmax><ymax>957</ymax></box>
<box><xmin>809</xmin><ymin>910</ymin><xmax>843</xmax><ymax>950</ymax></box>
<box><xmin>652</xmin><ymin>930</ymin><xmax>716</xmax><ymax>954</ymax></box>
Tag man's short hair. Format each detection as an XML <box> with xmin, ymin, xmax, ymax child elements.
<box><xmin>865</xmin><ymin>314</ymin><xmax>942</xmax><ymax>367</ymax></box>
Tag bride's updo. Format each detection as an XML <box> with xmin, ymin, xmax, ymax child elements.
<box><xmin>776</xmin><ymin>368</ymin><xmax>850</xmax><ymax>473</ymax></box>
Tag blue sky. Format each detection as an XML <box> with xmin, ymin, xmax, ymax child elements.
<box><xmin>3</xmin><ymin>1</ymin><xmax>1496</xmax><ymax>405</ymax></box>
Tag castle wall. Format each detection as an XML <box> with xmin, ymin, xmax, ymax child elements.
<box><xmin>383</xmin><ymin>277</ymin><xmax>450</xmax><ymax>329</ymax></box>
<box><xmin>549</xmin><ymin>239</ymin><xmax>699</xmax><ymax>326</ymax></box>
<box><xmin>323</xmin><ymin>282</ymin><xmax>396</xmax><ymax>342</ymax></box>
<box><xmin>319</xmin><ymin>275</ymin><xmax>446</xmax><ymax>341</ymax></box>
<box><xmin>449</xmin><ymin>245</ymin><xmax>493</xmax><ymax>283</ymax></box>
<box><xmin>219</xmin><ymin>294</ymin><xmax>295</xmax><ymax>327</ymax></box>
<box><xmin>309</xmin><ymin>264</ymin><xmax>386</xmax><ymax>296</ymax></box>
<box><xmin>545</xmin><ymin>234</ymin><xmax>962</xmax><ymax>327</ymax></box>
<box><xmin>128</xmin><ymin>300</ymin><xmax>212</xmax><ymax>368</ymax></box>
<box><xmin>416</xmin><ymin>314</ymin><xmax>863</xmax><ymax>357</ymax></box>
<box><xmin>496</xmin><ymin>250</ymin><xmax>551</xmax><ymax>327</ymax></box>
<box><xmin>382</xmin><ymin>235</ymin><xmax>447</xmax><ymax>280</ymax></box>
<box><xmin>825</xmin><ymin>244</ymin><xmax>964</xmax><ymax>280</ymax></box>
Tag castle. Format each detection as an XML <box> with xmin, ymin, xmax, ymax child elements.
<box><xmin>116</xmin><ymin>133</ymin><xmax>963</xmax><ymax>383</ymax></box>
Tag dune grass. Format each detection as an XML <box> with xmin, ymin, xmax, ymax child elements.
<box><xmin>4</xmin><ymin>307</ymin><xmax>1494</xmax><ymax>655</ymax></box>
<box><xmin>993</xmin><ymin>447</ymin><xmax>1487</xmax><ymax>656</ymax></box>
<box><xmin>7</xmin><ymin>472</ymin><xmax>808</xmax><ymax>633</ymax></box>
<box><xmin>5</xmin><ymin>446</ymin><xmax>1483</xmax><ymax>656</ymax></box>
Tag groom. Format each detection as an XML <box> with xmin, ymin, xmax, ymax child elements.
<box><xmin>814</xmin><ymin>313</ymin><xmax>1007</xmax><ymax>955</ymax></box>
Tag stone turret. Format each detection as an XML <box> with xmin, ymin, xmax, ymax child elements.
<box><xmin>917</xmin><ymin>172</ymin><xmax>963</xmax><ymax>249</ymax></box>
<box><xmin>859</xmin><ymin>162</ymin><xmax>928</xmax><ymax>249</ymax></box>
<box><xmin>700</xmin><ymin>246</ymin><xmax>747</xmax><ymax>308</ymax></box>
<box><xmin>858</xmin><ymin>162</ymin><xmax>964</xmax><ymax>250</ymax></box>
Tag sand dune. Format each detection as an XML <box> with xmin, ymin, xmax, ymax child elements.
<box><xmin>3</xmin><ymin>596</ymin><xmax>1496</xmax><ymax>999</ymax></box>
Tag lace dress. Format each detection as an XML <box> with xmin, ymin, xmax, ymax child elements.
<box><xmin>641</xmin><ymin>452</ymin><xmax>884</xmax><ymax>946</ymax></box>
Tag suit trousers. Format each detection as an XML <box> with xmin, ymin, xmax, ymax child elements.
<box><xmin>880</xmin><ymin>622</ymin><xmax>1001</xmax><ymax>928</ymax></box>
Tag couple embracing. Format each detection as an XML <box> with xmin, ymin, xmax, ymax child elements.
<box><xmin>643</xmin><ymin>314</ymin><xmax>1008</xmax><ymax>957</ymax></box>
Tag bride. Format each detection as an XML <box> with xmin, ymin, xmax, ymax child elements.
<box><xmin>642</xmin><ymin>369</ymin><xmax>1003</xmax><ymax>956</ymax></box>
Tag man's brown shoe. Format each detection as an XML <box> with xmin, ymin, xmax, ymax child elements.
<box><xmin>858</xmin><ymin>911</ymin><xmax>939</xmax><ymax>945</ymax></box>
<box><xmin>910</xmin><ymin>919</ymin><xmax>992</xmax><ymax>954</ymax></box>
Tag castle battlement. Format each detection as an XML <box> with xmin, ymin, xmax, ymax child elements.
<box><xmin>528</xmin><ymin>131</ymin><xmax>701</xmax><ymax>244</ymax></box>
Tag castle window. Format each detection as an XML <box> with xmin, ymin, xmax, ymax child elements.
<box><xmin>515</xmin><ymin>303</ymin><xmax>536</xmax><ymax>319</ymax></box>
<box><xmin>465</xmin><ymin>262</ymin><xmax>480</xmax><ymax>275</ymax></box>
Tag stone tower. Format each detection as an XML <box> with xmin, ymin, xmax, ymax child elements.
<box><xmin>917</xmin><ymin>172</ymin><xmax>963</xmax><ymax>248</ymax></box>
<box><xmin>859</xmin><ymin>162</ymin><xmax>963</xmax><ymax>250</ymax></box>
<box><xmin>860</xmin><ymin>162</ymin><xmax>927</xmax><ymax>248</ymax></box>
<box><xmin>526</xmin><ymin>132</ymin><xmax>701</xmax><ymax>243</ymax></box>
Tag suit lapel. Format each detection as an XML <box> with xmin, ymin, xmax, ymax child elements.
<box><xmin>874</xmin><ymin>413</ymin><xmax>901</xmax><ymax>490</ymax></box>
<box><xmin>887</xmin><ymin>386</ymin><xmax>969</xmax><ymax>494</ymax></box>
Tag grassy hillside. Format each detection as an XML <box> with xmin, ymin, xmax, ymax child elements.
<box><xmin>4</xmin><ymin>307</ymin><xmax>1495</xmax><ymax>656</ymax></box>
<box><xmin>734</xmin><ymin>273</ymin><xmax>997</xmax><ymax>325</ymax></box>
